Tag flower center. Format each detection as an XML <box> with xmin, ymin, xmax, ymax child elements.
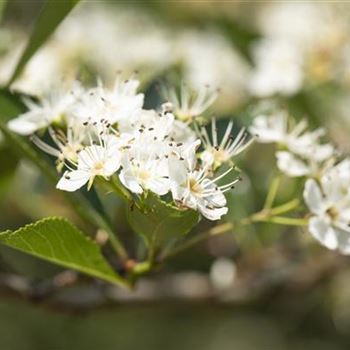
<box><xmin>93</xmin><ymin>161</ymin><xmax>105</xmax><ymax>175</ymax></box>
<box><xmin>188</xmin><ymin>177</ymin><xmax>202</xmax><ymax>194</ymax></box>
<box><xmin>213</xmin><ymin>148</ymin><xmax>228</xmax><ymax>163</ymax></box>
<box><xmin>137</xmin><ymin>169</ymin><xmax>150</xmax><ymax>182</ymax></box>
<box><xmin>62</xmin><ymin>144</ymin><xmax>81</xmax><ymax>162</ymax></box>
<box><xmin>326</xmin><ymin>207</ymin><xmax>339</xmax><ymax>221</ymax></box>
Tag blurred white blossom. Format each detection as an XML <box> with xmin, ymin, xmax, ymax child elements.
<box><xmin>251</xmin><ymin>112</ymin><xmax>335</xmax><ymax>177</ymax></box>
<box><xmin>304</xmin><ymin>160</ymin><xmax>350</xmax><ymax>254</ymax></box>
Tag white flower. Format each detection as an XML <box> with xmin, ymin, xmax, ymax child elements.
<box><xmin>57</xmin><ymin>135</ymin><xmax>122</xmax><ymax>192</ymax></box>
<box><xmin>251</xmin><ymin>112</ymin><xmax>335</xmax><ymax>177</ymax></box>
<box><xmin>304</xmin><ymin>175</ymin><xmax>350</xmax><ymax>254</ymax></box>
<box><xmin>287</xmin><ymin>126</ymin><xmax>334</xmax><ymax>161</ymax></box>
<box><xmin>257</xmin><ymin>2</ymin><xmax>324</xmax><ymax>47</ymax></box>
<box><xmin>120</xmin><ymin>108</ymin><xmax>174</xmax><ymax>140</ymax></box>
<box><xmin>249</xmin><ymin>111</ymin><xmax>288</xmax><ymax>143</ymax></box>
<box><xmin>119</xmin><ymin>143</ymin><xmax>170</xmax><ymax>196</ymax></box>
<box><xmin>169</xmin><ymin>141</ymin><xmax>237</xmax><ymax>221</ymax></box>
<box><xmin>169</xmin><ymin>119</ymin><xmax>196</xmax><ymax>144</ymax></box>
<box><xmin>105</xmin><ymin>78</ymin><xmax>144</xmax><ymax>125</ymax></box>
<box><xmin>249</xmin><ymin>39</ymin><xmax>303</xmax><ymax>97</ymax></box>
<box><xmin>175</xmin><ymin>30</ymin><xmax>250</xmax><ymax>111</ymax></box>
<box><xmin>277</xmin><ymin>123</ymin><xmax>334</xmax><ymax>177</ymax></box>
<box><xmin>8</xmin><ymin>86</ymin><xmax>79</xmax><ymax>135</ymax></box>
<box><xmin>197</xmin><ymin>119</ymin><xmax>254</xmax><ymax>169</ymax></box>
<box><xmin>71</xmin><ymin>78</ymin><xmax>144</xmax><ymax>127</ymax></box>
<box><xmin>30</xmin><ymin>120</ymin><xmax>86</xmax><ymax>171</ymax></box>
<box><xmin>163</xmin><ymin>84</ymin><xmax>218</xmax><ymax>123</ymax></box>
<box><xmin>276</xmin><ymin>151</ymin><xmax>313</xmax><ymax>177</ymax></box>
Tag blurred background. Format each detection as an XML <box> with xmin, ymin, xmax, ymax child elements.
<box><xmin>1</xmin><ymin>1</ymin><xmax>350</xmax><ymax>349</ymax></box>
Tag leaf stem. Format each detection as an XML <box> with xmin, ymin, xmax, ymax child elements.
<box><xmin>253</xmin><ymin>216</ymin><xmax>308</xmax><ymax>226</ymax></box>
<box><xmin>269</xmin><ymin>198</ymin><xmax>301</xmax><ymax>216</ymax></box>
<box><xmin>100</xmin><ymin>176</ymin><xmax>132</xmax><ymax>202</ymax></box>
<box><xmin>263</xmin><ymin>174</ymin><xmax>281</xmax><ymax>210</ymax></box>
<box><xmin>162</xmin><ymin>222</ymin><xmax>234</xmax><ymax>261</ymax></box>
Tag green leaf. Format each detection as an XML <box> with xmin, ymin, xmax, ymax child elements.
<box><xmin>127</xmin><ymin>194</ymin><xmax>200</xmax><ymax>249</ymax></box>
<box><xmin>8</xmin><ymin>0</ymin><xmax>80</xmax><ymax>85</ymax></box>
<box><xmin>0</xmin><ymin>217</ymin><xmax>129</xmax><ymax>287</ymax></box>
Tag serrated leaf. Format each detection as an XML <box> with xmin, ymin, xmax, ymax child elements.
<box><xmin>8</xmin><ymin>0</ymin><xmax>80</xmax><ymax>85</ymax></box>
<box><xmin>127</xmin><ymin>194</ymin><xmax>200</xmax><ymax>248</ymax></box>
<box><xmin>0</xmin><ymin>217</ymin><xmax>128</xmax><ymax>287</ymax></box>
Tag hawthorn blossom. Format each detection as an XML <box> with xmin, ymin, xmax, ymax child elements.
<box><xmin>249</xmin><ymin>39</ymin><xmax>303</xmax><ymax>97</ymax></box>
<box><xmin>163</xmin><ymin>84</ymin><xmax>218</xmax><ymax>123</ymax></box>
<box><xmin>118</xmin><ymin>110</ymin><xmax>177</xmax><ymax>196</ymax></box>
<box><xmin>249</xmin><ymin>111</ymin><xmax>288</xmax><ymax>143</ymax></box>
<box><xmin>31</xmin><ymin>120</ymin><xmax>85</xmax><ymax>171</ymax></box>
<box><xmin>256</xmin><ymin>2</ymin><xmax>349</xmax><ymax>86</ymax></box>
<box><xmin>304</xmin><ymin>165</ymin><xmax>350</xmax><ymax>254</ymax></box>
<box><xmin>119</xmin><ymin>148</ymin><xmax>170</xmax><ymax>196</ymax></box>
<box><xmin>8</xmin><ymin>86</ymin><xmax>79</xmax><ymax>135</ymax></box>
<box><xmin>120</xmin><ymin>108</ymin><xmax>174</xmax><ymax>139</ymax></box>
<box><xmin>197</xmin><ymin>119</ymin><xmax>254</xmax><ymax>169</ymax></box>
<box><xmin>72</xmin><ymin>78</ymin><xmax>144</xmax><ymax>127</ymax></box>
<box><xmin>57</xmin><ymin>135</ymin><xmax>122</xmax><ymax>192</ymax></box>
<box><xmin>169</xmin><ymin>141</ymin><xmax>237</xmax><ymax>220</ymax></box>
<box><xmin>251</xmin><ymin>112</ymin><xmax>335</xmax><ymax>177</ymax></box>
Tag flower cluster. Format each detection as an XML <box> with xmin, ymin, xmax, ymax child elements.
<box><xmin>251</xmin><ymin>109</ymin><xmax>350</xmax><ymax>254</ymax></box>
<box><xmin>8</xmin><ymin>79</ymin><xmax>252</xmax><ymax>221</ymax></box>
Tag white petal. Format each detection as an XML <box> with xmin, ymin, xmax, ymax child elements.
<box><xmin>104</xmin><ymin>154</ymin><xmax>121</xmax><ymax>176</ymax></box>
<box><xmin>8</xmin><ymin>114</ymin><xmax>46</xmax><ymax>135</ymax></box>
<box><xmin>336</xmin><ymin>228</ymin><xmax>350</xmax><ymax>255</ymax></box>
<box><xmin>119</xmin><ymin>170</ymin><xmax>143</xmax><ymax>194</ymax></box>
<box><xmin>309</xmin><ymin>216</ymin><xmax>338</xmax><ymax>250</ymax></box>
<box><xmin>201</xmin><ymin>150</ymin><xmax>215</xmax><ymax>167</ymax></box>
<box><xmin>208</xmin><ymin>191</ymin><xmax>227</xmax><ymax>208</ymax></box>
<box><xmin>56</xmin><ymin>170</ymin><xmax>90</xmax><ymax>192</ymax></box>
<box><xmin>77</xmin><ymin>147</ymin><xmax>97</xmax><ymax>170</ymax></box>
<box><xmin>169</xmin><ymin>158</ymin><xmax>188</xmax><ymax>186</ymax></box>
<box><xmin>170</xmin><ymin>183</ymin><xmax>187</xmax><ymax>202</ymax></box>
<box><xmin>276</xmin><ymin>151</ymin><xmax>310</xmax><ymax>177</ymax></box>
<box><xmin>147</xmin><ymin>177</ymin><xmax>170</xmax><ymax>196</ymax></box>
<box><xmin>303</xmin><ymin>179</ymin><xmax>324</xmax><ymax>215</ymax></box>
<box><xmin>199</xmin><ymin>204</ymin><xmax>228</xmax><ymax>221</ymax></box>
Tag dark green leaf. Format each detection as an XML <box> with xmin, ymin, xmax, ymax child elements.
<box><xmin>0</xmin><ymin>217</ymin><xmax>128</xmax><ymax>286</ymax></box>
<box><xmin>127</xmin><ymin>194</ymin><xmax>200</xmax><ymax>249</ymax></box>
<box><xmin>8</xmin><ymin>0</ymin><xmax>80</xmax><ymax>85</ymax></box>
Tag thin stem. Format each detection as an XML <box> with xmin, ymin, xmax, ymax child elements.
<box><xmin>101</xmin><ymin>221</ymin><xmax>129</xmax><ymax>262</ymax></box>
<box><xmin>162</xmin><ymin>222</ymin><xmax>234</xmax><ymax>261</ymax></box>
<box><xmin>270</xmin><ymin>198</ymin><xmax>301</xmax><ymax>216</ymax></box>
<box><xmin>263</xmin><ymin>174</ymin><xmax>281</xmax><ymax>210</ymax></box>
<box><xmin>131</xmin><ymin>261</ymin><xmax>153</xmax><ymax>276</ymax></box>
<box><xmin>93</xmin><ymin>178</ymin><xmax>131</xmax><ymax>261</ymax></box>
<box><xmin>99</xmin><ymin>176</ymin><xmax>132</xmax><ymax>202</ymax></box>
<box><xmin>253</xmin><ymin>216</ymin><xmax>308</xmax><ymax>227</ymax></box>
